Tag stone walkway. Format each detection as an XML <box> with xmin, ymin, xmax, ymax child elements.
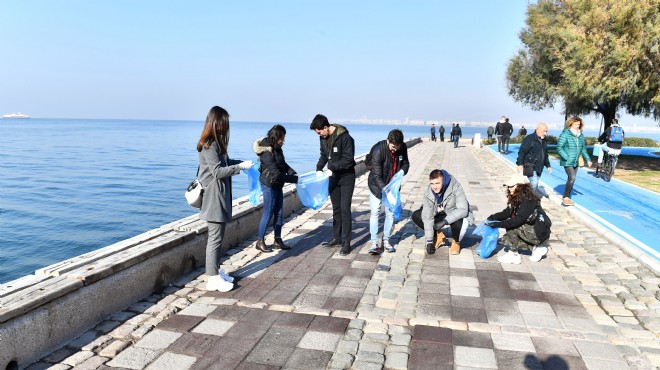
<box><xmin>28</xmin><ymin>141</ymin><xmax>659</xmax><ymax>370</ymax></box>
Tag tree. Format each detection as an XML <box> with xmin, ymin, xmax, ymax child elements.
<box><xmin>507</xmin><ymin>0</ymin><xmax>660</xmax><ymax>129</ymax></box>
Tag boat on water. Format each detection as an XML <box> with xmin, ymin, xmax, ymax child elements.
<box><xmin>2</xmin><ymin>112</ymin><xmax>30</xmax><ymax>119</ymax></box>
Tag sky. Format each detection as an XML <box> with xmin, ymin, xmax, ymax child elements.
<box><xmin>0</xmin><ymin>0</ymin><xmax>658</xmax><ymax>129</ymax></box>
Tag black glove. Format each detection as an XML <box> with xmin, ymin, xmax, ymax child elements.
<box><xmin>425</xmin><ymin>242</ymin><xmax>436</xmax><ymax>254</ymax></box>
<box><xmin>433</xmin><ymin>219</ymin><xmax>447</xmax><ymax>231</ymax></box>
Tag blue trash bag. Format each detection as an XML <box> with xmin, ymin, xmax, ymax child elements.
<box><xmin>244</xmin><ymin>162</ymin><xmax>262</xmax><ymax>206</ymax></box>
<box><xmin>592</xmin><ymin>145</ymin><xmax>600</xmax><ymax>156</ymax></box>
<box><xmin>382</xmin><ymin>170</ymin><xmax>404</xmax><ymax>221</ymax></box>
<box><xmin>296</xmin><ymin>171</ymin><xmax>330</xmax><ymax>210</ymax></box>
<box><xmin>473</xmin><ymin>221</ymin><xmax>499</xmax><ymax>259</ymax></box>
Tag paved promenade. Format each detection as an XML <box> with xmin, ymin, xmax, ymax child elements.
<box><xmin>29</xmin><ymin>141</ymin><xmax>659</xmax><ymax>369</ymax></box>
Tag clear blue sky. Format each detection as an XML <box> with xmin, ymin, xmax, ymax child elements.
<box><xmin>0</xmin><ymin>1</ymin><xmax>657</xmax><ymax>128</ymax></box>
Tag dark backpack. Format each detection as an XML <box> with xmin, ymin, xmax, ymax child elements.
<box><xmin>364</xmin><ymin>141</ymin><xmax>382</xmax><ymax>170</ymax></box>
<box><xmin>609</xmin><ymin>126</ymin><xmax>623</xmax><ymax>143</ymax></box>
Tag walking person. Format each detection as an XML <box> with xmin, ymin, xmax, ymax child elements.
<box><xmin>516</xmin><ymin>123</ymin><xmax>552</xmax><ymax>198</ymax></box>
<box><xmin>439</xmin><ymin>124</ymin><xmax>445</xmax><ymax>142</ymax></box>
<box><xmin>487</xmin><ymin>174</ymin><xmax>551</xmax><ymax>264</ymax></box>
<box><xmin>487</xmin><ymin>125</ymin><xmax>494</xmax><ymax>139</ymax></box>
<box><xmin>367</xmin><ymin>129</ymin><xmax>410</xmax><ymax>255</ymax></box>
<box><xmin>501</xmin><ymin>118</ymin><xmax>514</xmax><ymax>153</ymax></box>
<box><xmin>310</xmin><ymin>114</ymin><xmax>356</xmax><ymax>256</ymax></box>
<box><xmin>450</xmin><ymin>123</ymin><xmax>455</xmax><ymax>142</ymax></box>
<box><xmin>411</xmin><ymin>169</ymin><xmax>473</xmax><ymax>255</ymax></box>
<box><xmin>197</xmin><ymin>106</ymin><xmax>253</xmax><ymax>292</ymax></box>
<box><xmin>518</xmin><ymin>126</ymin><xmax>527</xmax><ymax>136</ymax></box>
<box><xmin>452</xmin><ymin>123</ymin><xmax>462</xmax><ymax>148</ymax></box>
<box><xmin>430</xmin><ymin>124</ymin><xmax>436</xmax><ymax>142</ymax></box>
<box><xmin>253</xmin><ymin>124</ymin><xmax>299</xmax><ymax>253</ymax></box>
<box><xmin>557</xmin><ymin>116</ymin><xmax>592</xmax><ymax>206</ymax></box>
<box><xmin>495</xmin><ymin>116</ymin><xmax>505</xmax><ymax>153</ymax></box>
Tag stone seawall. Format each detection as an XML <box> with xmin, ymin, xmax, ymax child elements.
<box><xmin>0</xmin><ymin>138</ymin><xmax>421</xmax><ymax>368</ymax></box>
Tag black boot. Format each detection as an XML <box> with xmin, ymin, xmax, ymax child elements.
<box><xmin>340</xmin><ymin>243</ymin><xmax>351</xmax><ymax>256</ymax></box>
<box><xmin>322</xmin><ymin>238</ymin><xmax>342</xmax><ymax>248</ymax></box>
<box><xmin>256</xmin><ymin>239</ymin><xmax>273</xmax><ymax>253</ymax></box>
<box><xmin>273</xmin><ymin>238</ymin><xmax>291</xmax><ymax>250</ymax></box>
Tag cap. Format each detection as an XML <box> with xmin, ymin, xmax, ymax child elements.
<box><xmin>503</xmin><ymin>173</ymin><xmax>530</xmax><ymax>187</ymax></box>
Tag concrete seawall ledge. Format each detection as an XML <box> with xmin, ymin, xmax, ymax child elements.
<box><xmin>0</xmin><ymin>139</ymin><xmax>421</xmax><ymax>368</ymax></box>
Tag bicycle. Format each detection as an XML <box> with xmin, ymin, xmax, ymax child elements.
<box><xmin>595</xmin><ymin>148</ymin><xmax>618</xmax><ymax>182</ymax></box>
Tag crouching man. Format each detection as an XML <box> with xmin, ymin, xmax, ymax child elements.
<box><xmin>412</xmin><ymin>169</ymin><xmax>473</xmax><ymax>255</ymax></box>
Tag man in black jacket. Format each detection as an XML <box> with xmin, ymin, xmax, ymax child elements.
<box><xmin>501</xmin><ymin>118</ymin><xmax>514</xmax><ymax>153</ymax></box>
<box><xmin>367</xmin><ymin>129</ymin><xmax>410</xmax><ymax>255</ymax></box>
<box><xmin>310</xmin><ymin>114</ymin><xmax>356</xmax><ymax>256</ymax></box>
<box><xmin>516</xmin><ymin>123</ymin><xmax>552</xmax><ymax>198</ymax></box>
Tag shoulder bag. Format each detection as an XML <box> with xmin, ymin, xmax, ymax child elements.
<box><xmin>185</xmin><ymin>166</ymin><xmax>204</xmax><ymax>208</ymax></box>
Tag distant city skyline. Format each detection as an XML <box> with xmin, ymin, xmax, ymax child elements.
<box><xmin>1</xmin><ymin>1</ymin><xmax>658</xmax><ymax>129</ymax></box>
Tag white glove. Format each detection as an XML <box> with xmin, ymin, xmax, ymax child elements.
<box><xmin>316</xmin><ymin>171</ymin><xmax>323</xmax><ymax>176</ymax></box>
<box><xmin>326</xmin><ymin>169</ymin><xmax>333</xmax><ymax>177</ymax></box>
<box><xmin>238</xmin><ymin>160</ymin><xmax>253</xmax><ymax>170</ymax></box>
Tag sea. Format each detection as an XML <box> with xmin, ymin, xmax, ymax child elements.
<box><xmin>1</xmin><ymin>118</ymin><xmax>658</xmax><ymax>284</ymax></box>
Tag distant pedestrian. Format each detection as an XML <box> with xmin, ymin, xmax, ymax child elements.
<box><xmin>501</xmin><ymin>118</ymin><xmax>514</xmax><ymax>153</ymax></box>
<box><xmin>439</xmin><ymin>125</ymin><xmax>445</xmax><ymax>142</ymax></box>
<box><xmin>253</xmin><ymin>124</ymin><xmax>298</xmax><ymax>253</ymax></box>
<box><xmin>450</xmin><ymin>123</ymin><xmax>455</xmax><ymax>142</ymax></box>
<box><xmin>310</xmin><ymin>114</ymin><xmax>356</xmax><ymax>256</ymax></box>
<box><xmin>519</xmin><ymin>126</ymin><xmax>527</xmax><ymax>136</ymax></box>
<box><xmin>197</xmin><ymin>106</ymin><xmax>253</xmax><ymax>292</ymax></box>
<box><xmin>430</xmin><ymin>124</ymin><xmax>436</xmax><ymax>142</ymax></box>
<box><xmin>412</xmin><ymin>169</ymin><xmax>473</xmax><ymax>255</ymax></box>
<box><xmin>487</xmin><ymin>125</ymin><xmax>494</xmax><ymax>139</ymax></box>
<box><xmin>487</xmin><ymin>174</ymin><xmax>551</xmax><ymax>264</ymax></box>
<box><xmin>494</xmin><ymin>116</ymin><xmax>505</xmax><ymax>152</ymax></box>
<box><xmin>557</xmin><ymin>116</ymin><xmax>592</xmax><ymax>206</ymax></box>
<box><xmin>367</xmin><ymin>129</ymin><xmax>410</xmax><ymax>255</ymax></box>
<box><xmin>451</xmin><ymin>123</ymin><xmax>462</xmax><ymax>148</ymax></box>
<box><xmin>517</xmin><ymin>123</ymin><xmax>552</xmax><ymax>198</ymax></box>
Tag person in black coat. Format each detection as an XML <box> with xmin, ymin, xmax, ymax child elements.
<box><xmin>494</xmin><ymin>116</ymin><xmax>506</xmax><ymax>152</ymax></box>
<box><xmin>501</xmin><ymin>118</ymin><xmax>514</xmax><ymax>153</ymax></box>
<box><xmin>310</xmin><ymin>114</ymin><xmax>356</xmax><ymax>255</ymax></box>
<box><xmin>516</xmin><ymin>123</ymin><xmax>552</xmax><ymax>198</ymax></box>
<box><xmin>367</xmin><ymin>129</ymin><xmax>410</xmax><ymax>255</ymax></box>
<box><xmin>253</xmin><ymin>125</ymin><xmax>298</xmax><ymax>253</ymax></box>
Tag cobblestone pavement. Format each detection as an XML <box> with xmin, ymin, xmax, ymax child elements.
<box><xmin>29</xmin><ymin>141</ymin><xmax>659</xmax><ymax>370</ymax></box>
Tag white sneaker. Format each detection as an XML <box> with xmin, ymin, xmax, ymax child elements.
<box><xmin>498</xmin><ymin>250</ymin><xmax>522</xmax><ymax>264</ymax></box>
<box><xmin>218</xmin><ymin>268</ymin><xmax>234</xmax><ymax>283</ymax></box>
<box><xmin>530</xmin><ymin>246</ymin><xmax>548</xmax><ymax>262</ymax></box>
<box><xmin>206</xmin><ymin>275</ymin><xmax>234</xmax><ymax>292</ymax></box>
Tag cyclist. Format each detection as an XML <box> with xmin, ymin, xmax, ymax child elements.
<box><xmin>596</xmin><ymin>119</ymin><xmax>624</xmax><ymax>166</ymax></box>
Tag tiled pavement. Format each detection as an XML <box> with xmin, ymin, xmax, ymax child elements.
<box><xmin>30</xmin><ymin>141</ymin><xmax>659</xmax><ymax>370</ymax></box>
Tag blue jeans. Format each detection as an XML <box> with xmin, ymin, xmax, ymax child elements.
<box><xmin>369</xmin><ymin>193</ymin><xmax>394</xmax><ymax>245</ymax></box>
<box><xmin>258</xmin><ymin>185</ymin><xmax>283</xmax><ymax>239</ymax></box>
<box><xmin>527</xmin><ymin>171</ymin><xmax>549</xmax><ymax>198</ymax></box>
<box><xmin>453</xmin><ymin>135</ymin><xmax>459</xmax><ymax>148</ymax></box>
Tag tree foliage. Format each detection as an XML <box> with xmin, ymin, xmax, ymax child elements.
<box><xmin>507</xmin><ymin>0</ymin><xmax>660</xmax><ymax>128</ymax></box>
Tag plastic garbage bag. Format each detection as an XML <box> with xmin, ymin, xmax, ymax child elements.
<box><xmin>473</xmin><ymin>221</ymin><xmax>499</xmax><ymax>259</ymax></box>
<box><xmin>244</xmin><ymin>162</ymin><xmax>262</xmax><ymax>206</ymax></box>
<box><xmin>296</xmin><ymin>171</ymin><xmax>330</xmax><ymax>210</ymax></box>
<box><xmin>382</xmin><ymin>170</ymin><xmax>404</xmax><ymax>221</ymax></box>
<box><xmin>592</xmin><ymin>145</ymin><xmax>600</xmax><ymax>156</ymax></box>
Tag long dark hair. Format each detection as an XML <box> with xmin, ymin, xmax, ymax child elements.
<box><xmin>506</xmin><ymin>183</ymin><xmax>535</xmax><ymax>212</ymax></box>
<box><xmin>267</xmin><ymin>124</ymin><xmax>286</xmax><ymax>148</ymax></box>
<box><xmin>197</xmin><ymin>106</ymin><xmax>230</xmax><ymax>154</ymax></box>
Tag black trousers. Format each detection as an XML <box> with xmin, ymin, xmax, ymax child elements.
<box><xmin>440</xmin><ymin>133</ymin><xmax>444</xmax><ymax>141</ymax></box>
<box><xmin>411</xmin><ymin>206</ymin><xmax>463</xmax><ymax>241</ymax></box>
<box><xmin>329</xmin><ymin>173</ymin><xmax>355</xmax><ymax>244</ymax></box>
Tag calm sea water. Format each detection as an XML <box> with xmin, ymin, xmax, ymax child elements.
<box><xmin>1</xmin><ymin>118</ymin><xmax>658</xmax><ymax>283</ymax></box>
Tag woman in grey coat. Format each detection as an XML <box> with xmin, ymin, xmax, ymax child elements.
<box><xmin>411</xmin><ymin>169</ymin><xmax>473</xmax><ymax>255</ymax></box>
<box><xmin>197</xmin><ymin>106</ymin><xmax>253</xmax><ymax>292</ymax></box>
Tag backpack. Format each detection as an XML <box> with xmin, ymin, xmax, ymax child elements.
<box><xmin>609</xmin><ymin>125</ymin><xmax>623</xmax><ymax>143</ymax></box>
<box><xmin>364</xmin><ymin>141</ymin><xmax>382</xmax><ymax>170</ymax></box>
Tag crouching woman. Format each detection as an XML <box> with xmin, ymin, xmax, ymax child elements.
<box><xmin>487</xmin><ymin>174</ymin><xmax>551</xmax><ymax>264</ymax></box>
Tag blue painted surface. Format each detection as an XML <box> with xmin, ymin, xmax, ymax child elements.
<box><xmin>491</xmin><ymin>144</ymin><xmax>660</xmax><ymax>259</ymax></box>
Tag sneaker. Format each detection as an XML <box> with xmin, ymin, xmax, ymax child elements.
<box><xmin>530</xmin><ymin>245</ymin><xmax>548</xmax><ymax>262</ymax></box>
<box><xmin>218</xmin><ymin>268</ymin><xmax>234</xmax><ymax>283</ymax></box>
<box><xmin>368</xmin><ymin>242</ymin><xmax>383</xmax><ymax>255</ymax></box>
<box><xmin>497</xmin><ymin>250</ymin><xmax>522</xmax><ymax>264</ymax></box>
<box><xmin>383</xmin><ymin>241</ymin><xmax>396</xmax><ymax>253</ymax></box>
<box><xmin>562</xmin><ymin>197</ymin><xmax>575</xmax><ymax>206</ymax></box>
<box><xmin>206</xmin><ymin>275</ymin><xmax>234</xmax><ymax>292</ymax></box>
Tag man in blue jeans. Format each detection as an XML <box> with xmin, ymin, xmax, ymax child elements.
<box><xmin>516</xmin><ymin>123</ymin><xmax>552</xmax><ymax>198</ymax></box>
<box><xmin>367</xmin><ymin>129</ymin><xmax>410</xmax><ymax>254</ymax></box>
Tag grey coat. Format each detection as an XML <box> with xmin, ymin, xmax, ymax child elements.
<box><xmin>198</xmin><ymin>142</ymin><xmax>242</xmax><ymax>223</ymax></box>
<box><xmin>421</xmin><ymin>175</ymin><xmax>474</xmax><ymax>241</ymax></box>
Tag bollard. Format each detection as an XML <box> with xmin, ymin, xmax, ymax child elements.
<box><xmin>473</xmin><ymin>133</ymin><xmax>481</xmax><ymax>148</ymax></box>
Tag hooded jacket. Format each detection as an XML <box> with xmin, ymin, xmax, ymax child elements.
<box><xmin>315</xmin><ymin>124</ymin><xmax>356</xmax><ymax>175</ymax></box>
<box><xmin>367</xmin><ymin>140</ymin><xmax>410</xmax><ymax>198</ymax></box>
<box><xmin>487</xmin><ymin>193</ymin><xmax>550</xmax><ymax>242</ymax></box>
<box><xmin>253</xmin><ymin>138</ymin><xmax>297</xmax><ymax>188</ymax></box>
<box><xmin>420</xmin><ymin>170</ymin><xmax>473</xmax><ymax>241</ymax></box>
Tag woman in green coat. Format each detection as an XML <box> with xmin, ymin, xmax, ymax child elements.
<box><xmin>557</xmin><ymin>116</ymin><xmax>592</xmax><ymax>206</ymax></box>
